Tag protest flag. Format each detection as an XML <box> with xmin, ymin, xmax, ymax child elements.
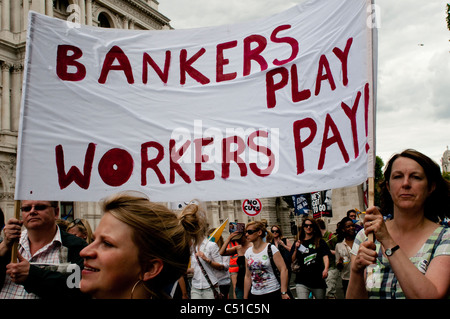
<box><xmin>208</xmin><ymin>219</ymin><xmax>228</xmax><ymax>243</ymax></box>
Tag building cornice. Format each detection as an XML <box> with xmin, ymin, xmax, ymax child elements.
<box><xmin>126</xmin><ymin>0</ymin><xmax>171</xmax><ymax>25</ymax></box>
<box><xmin>96</xmin><ymin>0</ymin><xmax>170</xmax><ymax>28</ymax></box>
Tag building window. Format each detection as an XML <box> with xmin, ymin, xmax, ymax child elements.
<box><xmin>53</xmin><ymin>0</ymin><xmax>70</xmax><ymax>20</ymax></box>
<box><xmin>98</xmin><ymin>13</ymin><xmax>112</xmax><ymax>28</ymax></box>
<box><xmin>53</xmin><ymin>0</ymin><xmax>69</xmax><ymax>12</ymax></box>
<box><xmin>60</xmin><ymin>201</ymin><xmax>74</xmax><ymax>221</ymax></box>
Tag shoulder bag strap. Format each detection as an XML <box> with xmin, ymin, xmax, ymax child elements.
<box><xmin>431</xmin><ymin>226</ymin><xmax>446</xmax><ymax>258</ymax></box>
<box><xmin>194</xmin><ymin>248</ymin><xmax>220</xmax><ymax>298</ymax></box>
<box><xmin>267</xmin><ymin>244</ymin><xmax>280</xmax><ymax>283</ymax></box>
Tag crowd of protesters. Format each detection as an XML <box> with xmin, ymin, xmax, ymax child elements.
<box><xmin>0</xmin><ymin>149</ymin><xmax>448</xmax><ymax>299</ymax></box>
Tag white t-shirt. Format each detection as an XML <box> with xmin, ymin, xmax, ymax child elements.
<box><xmin>217</xmin><ymin>255</ymin><xmax>231</xmax><ymax>285</ymax></box>
<box><xmin>244</xmin><ymin>244</ymin><xmax>281</xmax><ymax>295</ymax></box>
<box><xmin>335</xmin><ymin>240</ymin><xmax>352</xmax><ymax>280</ymax></box>
<box><xmin>191</xmin><ymin>239</ymin><xmax>223</xmax><ymax>289</ymax></box>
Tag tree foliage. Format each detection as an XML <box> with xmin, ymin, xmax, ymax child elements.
<box><xmin>447</xmin><ymin>4</ymin><xmax>450</xmax><ymax>31</ymax></box>
<box><xmin>443</xmin><ymin>171</ymin><xmax>450</xmax><ymax>181</ymax></box>
<box><xmin>374</xmin><ymin>155</ymin><xmax>384</xmax><ymax>207</ymax></box>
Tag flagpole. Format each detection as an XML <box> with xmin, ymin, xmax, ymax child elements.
<box><xmin>368</xmin><ymin>177</ymin><xmax>375</xmax><ymax>242</ymax></box>
<box><xmin>367</xmin><ymin>0</ymin><xmax>378</xmax><ymax>243</ymax></box>
<box><xmin>11</xmin><ymin>200</ymin><xmax>21</xmax><ymax>263</ymax></box>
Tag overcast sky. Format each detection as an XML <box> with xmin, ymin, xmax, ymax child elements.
<box><xmin>158</xmin><ymin>0</ymin><xmax>450</xmax><ymax>169</ymax></box>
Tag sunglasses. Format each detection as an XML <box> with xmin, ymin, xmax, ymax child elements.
<box><xmin>271</xmin><ymin>229</ymin><xmax>280</xmax><ymax>234</ymax></box>
<box><xmin>303</xmin><ymin>224</ymin><xmax>313</xmax><ymax>228</ymax></box>
<box><xmin>245</xmin><ymin>229</ymin><xmax>258</xmax><ymax>235</ymax></box>
<box><xmin>20</xmin><ymin>204</ymin><xmax>53</xmax><ymax>212</ymax></box>
<box><xmin>72</xmin><ymin>218</ymin><xmax>85</xmax><ymax>227</ymax></box>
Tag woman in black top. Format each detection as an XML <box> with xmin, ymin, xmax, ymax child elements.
<box><xmin>270</xmin><ymin>225</ymin><xmax>293</xmax><ymax>280</ymax></box>
<box><xmin>290</xmin><ymin>217</ymin><xmax>330</xmax><ymax>299</ymax></box>
<box><xmin>219</xmin><ymin>231</ymin><xmax>252</xmax><ymax>299</ymax></box>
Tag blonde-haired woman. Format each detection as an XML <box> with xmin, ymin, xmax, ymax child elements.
<box><xmin>243</xmin><ymin>221</ymin><xmax>290</xmax><ymax>300</ymax></box>
<box><xmin>79</xmin><ymin>192</ymin><xmax>207</xmax><ymax>299</ymax></box>
<box><xmin>67</xmin><ymin>218</ymin><xmax>94</xmax><ymax>244</ymax></box>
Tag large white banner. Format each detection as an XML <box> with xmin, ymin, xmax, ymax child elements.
<box><xmin>16</xmin><ymin>0</ymin><xmax>376</xmax><ymax>202</ymax></box>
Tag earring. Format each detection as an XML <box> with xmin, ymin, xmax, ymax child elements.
<box><xmin>130</xmin><ymin>279</ymin><xmax>142</xmax><ymax>299</ymax></box>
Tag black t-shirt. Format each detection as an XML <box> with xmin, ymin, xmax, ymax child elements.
<box><xmin>272</xmin><ymin>238</ymin><xmax>292</xmax><ymax>271</ymax></box>
<box><xmin>290</xmin><ymin>238</ymin><xmax>330</xmax><ymax>288</ymax></box>
<box><xmin>236</xmin><ymin>255</ymin><xmax>246</xmax><ymax>288</ymax></box>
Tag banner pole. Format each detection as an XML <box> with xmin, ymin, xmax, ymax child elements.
<box><xmin>368</xmin><ymin>177</ymin><xmax>375</xmax><ymax>242</ymax></box>
<box><xmin>11</xmin><ymin>200</ymin><xmax>21</xmax><ymax>263</ymax></box>
<box><xmin>366</xmin><ymin>0</ymin><xmax>377</xmax><ymax>243</ymax></box>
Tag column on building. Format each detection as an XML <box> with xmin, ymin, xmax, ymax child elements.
<box><xmin>1</xmin><ymin>0</ymin><xmax>10</xmax><ymax>31</ymax></box>
<box><xmin>46</xmin><ymin>0</ymin><xmax>53</xmax><ymax>17</ymax></box>
<box><xmin>206</xmin><ymin>200</ymin><xmax>219</xmax><ymax>231</ymax></box>
<box><xmin>86</xmin><ymin>0</ymin><xmax>93</xmax><ymax>25</ymax></box>
<box><xmin>11</xmin><ymin>64</ymin><xmax>23</xmax><ymax>132</ymax></box>
<box><xmin>259</xmin><ymin>197</ymin><xmax>277</xmax><ymax>226</ymax></box>
<box><xmin>74</xmin><ymin>201</ymin><xmax>101</xmax><ymax>230</ymax></box>
<box><xmin>79</xmin><ymin>0</ymin><xmax>85</xmax><ymax>24</ymax></box>
<box><xmin>31</xmin><ymin>0</ymin><xmax>47</xmax><ymax>14</ymax></box>
<box><xmin>11</xmin><ymin>0</ymin><xmax>21</xmax><ymax>32</ymax></box>
<box><xmin>122</xmin><ymin>16</ymin><xmax>129</xmax><ymax>29</ymax></box>
<box><xmin>1</xmin><ymin>62</ymin><xmax>11</xmax><ymax>131</ymax></box>
<box><xmin>23</xmin><ymin>0</ymin><xmax>30</xmax><ymax>31</ymax></box>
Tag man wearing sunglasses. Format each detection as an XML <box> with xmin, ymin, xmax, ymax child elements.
<box><xmin>0</xmin><ymin>200</ymin><xmax>88</xmax><ymax>299</ymax></box>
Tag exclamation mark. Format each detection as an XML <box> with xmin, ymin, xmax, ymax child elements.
<box><xmin>364</xmin><ymin>83</ymin><xmax>370</xmax><ymax>153</ymax></box>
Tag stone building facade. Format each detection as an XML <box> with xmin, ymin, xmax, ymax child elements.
<box><xmin>0</xmin><ymin>0</ymin><xmax>367</xmax><ymax>236</ymax></box>
<box><xmin>442</xmin><ymin>146</ymin><xmax>449</xmax><ymax>173</ymax></box>
<box><xmin>0</xmin><ymin>0</ymin><xmax>170</xmax><ymax>222</ymax></box>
